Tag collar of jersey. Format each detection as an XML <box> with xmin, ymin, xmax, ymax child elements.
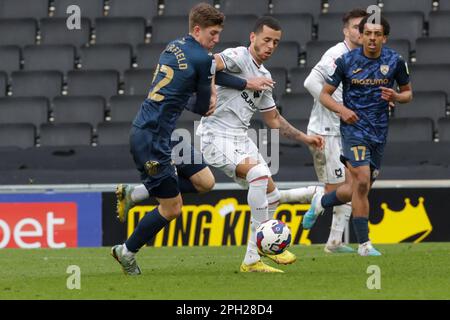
<box><xmin>247</xmin><ymin>47</ymin><xmax>261</xmax><ymax>69</ymax></box>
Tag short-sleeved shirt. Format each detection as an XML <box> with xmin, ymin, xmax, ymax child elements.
<box><xmin>326</xmin><ymin>46</ymin><xmax>410</xmax><ymax>144</ymax></box>
<box><xmin>197</xmin><ymin>46</ymin><xmax>276</xmax><ymax>137</ymax></box>
<box><xmin>308</xmin><ymin>41</ymin><xmax>351</xmax><ymax>136</ymax></box>
<box><xmin>133</xmin><ymin>35</ymin><xmax>214</xmax><ymax>163</ymax></box>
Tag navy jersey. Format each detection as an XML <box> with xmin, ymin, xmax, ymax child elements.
<box><xmin>132</xmin><ymin>35</ymin><xmax>214</xmax><ymax>161</ymax></box>
<box><xmin>326</xmin><ymin>46</ymin><xmax>410</xmax><ymax>143</ymax></box>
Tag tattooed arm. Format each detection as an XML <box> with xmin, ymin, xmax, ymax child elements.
<box><xmin>262</xmin><ymin>108</ymin><xmax>324</xmax><ymax>149</ymax></box>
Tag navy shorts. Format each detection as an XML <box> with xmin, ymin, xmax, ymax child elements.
<box><xmin>341</xmin><ymin>135</ymin><xmax>385</xmax><ymax>179</ymax></box>
<box><xmin>130</xmin><ymin>126</ymin><xmax>207</xmax><ymax>198</ymax></box>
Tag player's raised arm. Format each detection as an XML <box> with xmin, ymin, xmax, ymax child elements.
<box><xmin>262</xmin><ymin>108</ymin><xmax>324</xmax><ymax>150</ymax></box>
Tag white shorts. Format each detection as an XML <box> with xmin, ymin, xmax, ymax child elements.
<box><xmin>307</xmin><ymin>130</ymin><xmax>345</xmax><ymax>184</ymax></box>
<box><xmin>200</xmin><ymin>133</ymin><xmax>270</xmax><ymax>188</ymax></box>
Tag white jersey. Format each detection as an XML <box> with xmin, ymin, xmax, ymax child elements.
<box><xmin>197</xmin><ymin>46</ymin><xmax>276</xmax><ymax>137</ymax></box>
<box><xmin>307</xmin><ymin>41</ymin><xmax>351</xmax><ymax>136</ymax></box>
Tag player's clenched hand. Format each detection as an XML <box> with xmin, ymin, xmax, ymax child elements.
<box><xmin>246</xmin><ymin>77</ymin><xmax>275</xmax><ymax>91</ymax></box>
<box><xmin>304</xmin><ymin>134</ymin><xmax>325</xmax><ymax>150</ymax></box>
<box><xmin>380</xmin><ymin>86</ymin><xmax>398</xmax><ymax>102</ymax></box>
<box><xmin>339</xmin><ymin>105</ymin><xmax>359</xmax><ymax>124</ymax></box>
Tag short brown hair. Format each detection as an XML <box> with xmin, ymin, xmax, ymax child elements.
<box><xmin>189</xmin><ymin>3</ymin><xmax>225</xmax><ymax>32</ymax></box>
<box><xmin>253</xmin><ymin>16</ymin><xmax>282</xmax><ymax>34</ymax></box>
<box><xmin>342</xmin><ymin>8</ymin><xmax>368</xmax><ymax>27</ymax></box>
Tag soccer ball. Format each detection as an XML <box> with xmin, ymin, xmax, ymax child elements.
<box><xmin>256</xmin><ymin>219</ymin><xmax>292</xmax><ymax>255</ymax></box>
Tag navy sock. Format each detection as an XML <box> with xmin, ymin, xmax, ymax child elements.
<box><xmin>125</xmin><ymin>207</ymin><xmax>168</xmax><ymax>252</ymax></box>
<box><xmin>352</xmin><ymin>217</ymin><xmax>369</xmax><ymax>244</ymax></box>
<box><xmin>321</xmin><ymin>190</ymin><xmax>345</xmax><ymax>208</ymax></box>
<box><xmin>178</xmin><ymin>176</ymin><xmax>199</xmax><ymax>194</ymax></box>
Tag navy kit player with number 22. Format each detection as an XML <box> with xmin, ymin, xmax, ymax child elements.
<box><xmin>302</xmin><ymin>15</ymin><xmax>413</xmax><ymax>256</ymax></box>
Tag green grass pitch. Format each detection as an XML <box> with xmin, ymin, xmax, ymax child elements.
<box><xmin>1</xmin><ymin>243</ymin><xmax>449</xmax><ymax>300</ymax></box>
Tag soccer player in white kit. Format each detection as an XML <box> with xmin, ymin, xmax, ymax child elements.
<box><xmin>197</xmin><ymin>16</ymin><xmax>324</xmax><ymax>273</ymax></box>
<box><xmin>303</xmin><ymin>9</ymin><xmax>368</xmax><ymax>253</ymax></box>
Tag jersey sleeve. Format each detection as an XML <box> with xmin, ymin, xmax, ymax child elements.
<box><xmin>258</xmin><ymin>87</ymin><xmax>276</xmax><ymax>113</ymax></box>
<box><xmin>191</xmin><ymin>53</ymin><xmax>214</xmax><ymax>115</ymax></box>
<box><xmin>325</xmin><ymin>56</ymin><xmax>345</xmax><ymax>88</ymax></box>
<box><xmin>314</xmin><ymin>52</ymin><xmax>337</xmax><ymax>81</ymax></box>
<box><xmin>394</xmin><ymin>56</ymin><xmax>410</xmax><ymax>86</ymax></box>
<box><xmin>218</xmin><ymin>47</ymin><xmax>244</xmax><ymax>73</ymax></box>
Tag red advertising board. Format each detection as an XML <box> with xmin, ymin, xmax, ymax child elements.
<box><xmin>0</xmin><ymin>202</ymin><xmax>78</xmax><ymax>248</ymax></box>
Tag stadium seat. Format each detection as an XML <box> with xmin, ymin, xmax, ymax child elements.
<box><xmin>0</xmin><ymin>123</ymin><xmax>35</xmax><ymax>148</ymax></box>
<box><xmin>0</xmin><ymin>19</ymin><xmax>36</xmax><ymax>46</ymax></box>
<box><xmin>40</xmin><ymin>123</ymin><xmax>92</xmax><ymax>147</ymax></box>
<box><xmin>439</xmin><ymin>0</ymin><xmax>450</xmax><ymax>10</ymax></box>
<box><xmin>107</xmin><ymin>0</ymin><xmax>158</xmax><ymax>24</ymax></box>
<box><xmin>393</xmin><ymin>91</ymin><xmax>447</xmax><ymax>127</ymax></box>
<box><xmin>270</xmin><ymin>67</ymin><xmax>288</xmax><ymax>102</ymax></box>
<box><xmin>382</xmin><ymin>0</ymin><xmax>434</xmax><ymax>20</ymax></box>
<box><xmin>136</xmin><ymin>43</ymin><xmax>167</xmax><ymax>69</ymax></box>
<box><xmin>385</xmin><ymin>39</ymin><xmax>410</xmax><ymax>62</ymax></box>
<box><xmin>305</xmin><ymin>40</ymin><xmax>337</xmax><ymax>68</ymax></box>
<box><xmin>52</xmin><ymin>0</ymin><xmax>104</xmax><ymax>21</ymax></box>
<box><xmin>263</xmin><ymin>42</ymin><xmax>299</xmax><ymax>70</ymax></box>
<box><xmin>0</xmin><ymin>97</ymin><xmax>49</xmax><ymax>128</ymax></box>
<box><xmin>317</xmin><ymin>14</ymin><xmax>346</xmax><ymax>41</ymax></box>
<box><xmin>289</xmin><ymin>68</ymin><xmax>312</xmax><ymax>94</ymax></box>
<box><xmin>0</xmin><ymin>0</ymin><xmax>49</xmax><ymax>19</ymax></box>
<box><xmin>388</xmin><ymin>118</ymin><xmax>434</xmax><ymax>142</ymax></box>
<box><xmin>382</xmin><ymin>12</ymin><xmax>425</xmax><ymax>48</ymax></box>
<box><xmin>109</xmin><ymin>95</ymin><xmax>144</xmax><ymax>122</ymax></box>
<box><xmin>163</xmin><ymin>0</ymin><xmax>214</xmax><ymax>16</ymax></box>
<box><xmin>271</xmin><ymin>0</ymin><xmax>323</xmax><ymax>23</ymax></box>
<box><xmin>23</xmin><ymin>45</ymin><xmax>75</xmax><ymax>74</ymax></box>
<box><xmin>410</xmin><ymin>65</ymin><xmax>450</xmax><ymax>98</ymax></box>
<box><xmin>79</xmin><ymin>44</ymin><xmax>132</xmax><ymax>76</ymax></box>
<box><xmin>218</xmin><ymin>15</ymin><xmax>258</xmax><ymax>44</ymax></box>
<box><xmin>326</xmin><ymin>0</ymin><xmax>379</xmax><ymax>13</ymax></box>
<box><xmin>40</xmin><ymin>18</ymin><xmax>91</xmax><ymax>49</ymax></box>
<box><xmin>150</xmin><ymin>16</ymin><xmax>189</xmax><ymax>44</ymax></box>
<box><xmin>219</xmin><ymin>0</ymin><xmax>270</xmax><ymax>16</ymax></box>
<box><xmin>66</xmin><ymin>70</ymin><xmax>119</xmax><ymax>100</ymax></box>
<box><xmin>415</xmin><ymin>38</ymin><xmax>450</xmax><ymax>64</ymax></box>
<box><xmin>0</xmin><ymin>45</ymin><xmax>21</xmax><ymax>75</ymax></box>
<box><xmin>124</xmin><ymin>69</ymin><xmax>154</xmax><ymax>96</ymax></box>
<box><xmin>11</xmin><ymin>71</ymin><xmax>63</xmax><ymax>99</ymax></box>
<box><xmin>279</xmin><ymin>93</ymin><xmax>313</xmax><ymax>121</ymax></box>
<box><xmin>270</xmin><ymin>14</ymin><xmax>313</xmax><ymax>50</ymax></box>
<box><xmin>95</xmin><ymin>17</ymin><xmax>146</xmax><ymax>48</ymax></box>
<box><xmin>428</xmin><ymin>11</ymin><xmax>450</xmax><ymax>38</ymax></box>
<box><xmin>97</xmin><ymin>122</ymin><xmax>131</xmax><ymax>146</ymax></box>
<box><xmin>52</xmin><ymin>96</ymin><xmax>105</xmax><ymax>128</ymax></box>
<box><xmin>438</xmin><ymin>118</ymin><xmax>450</xmax><ymax>142</ymax></box>
<box><xmin>0</xmin><ymin>72</ymin><xmax>6</xmax><ymax>97</ymax></box>
<box><xmin>211</xmin><ymin>41</ymin><xmax>242</xmax><ymax>54</ymax></box>
<box><xmin>178</xmin><ymin>110</ymin><xmax>202</xmax><ymax>122</ymax></box>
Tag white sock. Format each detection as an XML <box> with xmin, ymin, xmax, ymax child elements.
<box><xmin>327</xmin><ymin>203</ymin><xmax>351</xmax><ymax>247</ymax></box>
<box><xmin>131</xmin><ymin>184</ymin><xmax>150</xmax><ymax>203</ymax></box>
<box><xmin>279</xmin><ymin>185</ymin><xmax>323</xmax><ymax>204</ymax></box>
<box><xmin>244</xmin><ymin>175</ymin><xmax>269</xmax><ymax>265</ymax></box>
<box><xmin>267</xmin><ymin>188</ymin><xmax>281</xmax><ymax>219</ymax></box>
<box><xmin>122</xmin><ymin>243</ymin><xmax>135</xmax><ymax>256</ymax></box>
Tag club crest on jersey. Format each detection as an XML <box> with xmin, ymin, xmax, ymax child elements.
<box><xmin>380</xmin><ymin>65</ymin><xmax>389</xmax><ymax>75</ymax></box>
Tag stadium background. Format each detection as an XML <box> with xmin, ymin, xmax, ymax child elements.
<box><xmin>0</xmin><ymin>0</ymin><xmax>449</xmax><ymax>250</ymax></box>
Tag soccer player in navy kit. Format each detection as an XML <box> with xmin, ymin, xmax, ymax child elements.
<box><xmin>302</xmin><ymin>15</ymin><xmax>412</xmax><ymax>256</ymax></box>
<box><xmin>110</xmin><ymin>3</ymin><xmax>226</xmax><ymax>275</ymax></box>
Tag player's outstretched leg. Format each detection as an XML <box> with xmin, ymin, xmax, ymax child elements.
<box><xmin>258</xmin><ymin>186</ymin><xmax>296</xmax><ymax>265</ymax></box>
<box><xmin>116</xmin><ymin>184</ymin><xmax>135</xmax><ymax>223</ymax></box>
<box><xmin>279</xmin><ymin>185</ymin><xmax>324</xmax><ymax>204</ymax></box>
<box><xmin>302</xmin><ymin>190</ymin><xmax>325</xmax><ymax>229</ymax></box>
<box><xmin>111</xmin><ymin>244</ymin><xmax>142</xmax><ymax>275</ymax></box>
<box><xmin>240</xmin><ymin>164</ymin><xmax>283</xmax><ymax>273</ymax></box>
